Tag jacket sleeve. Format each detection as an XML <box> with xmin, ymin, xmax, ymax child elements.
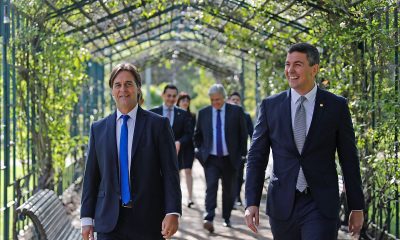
<box><xmin>245</xmin><ymin>99</ymin><xmax>271</xmax><ymax>208</ymax></box>
<box><xmin>194</xmin><ymin>111</ymin><xmax>203</xmax><ymax>149</ymax></box>
<box><xmin>159</xmin><ymin>118</ymin><xmax>182</xmax><ymax>215</ymax></box>
<box><xmin>239</xmin><ymin>107</ymin><xmax>248</xmax><ymax>157</ymax></box>
<box><xmin>80</xmin><ymin>124</ymin><xmax>100</xmax><ymax>218</ymax></box>
<box><xmin>337</xmin><ymin>98</ymin><xmax>365</xmax><ymax>211</ymax></box>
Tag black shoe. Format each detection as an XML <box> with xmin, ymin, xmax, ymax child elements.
<box><xmin>223</xmin><ymin>219</ymin><xmax>232</xmax><ymax>228</ymax></box>
<box><xmin>187</xmin><ymin>201</ymin><xmax>194</xmax><ymax>208</ymax></box>
<box><xmin>203</xmin><ymin>220</ymin><xmax>214</xmax><ymax>233</ymax></box>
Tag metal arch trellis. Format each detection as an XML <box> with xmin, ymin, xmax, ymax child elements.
<box><xmin>41</xmin><ymin>0</ymin><xmax>312</xmax><ymax>59</ymax></box>
<box><xmin>131</xmin><ymin>43</ymin><xmax>239</xmax><ymax>77</ymax></box>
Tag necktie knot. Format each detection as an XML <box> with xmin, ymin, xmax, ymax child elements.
<box><xmin>298</xmin><ymin>96</ymin><xmax>306</xmax><ymax>105</ymax></box>
<box><xmin>122</xmin><ymin>114</ymin><xmax>130</xmax><ymax>123</ymax></box>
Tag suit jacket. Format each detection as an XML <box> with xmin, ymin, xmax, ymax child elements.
<box><xmin>245</xmin><ymin>88</ymin><xmax>365</xmax><ymax>220</ymax></box>
<box><xmin>194</xmin><ymin>103</ymin><xmax>248</xmax><ymax>169</ymax></box>
<box><xmin>244</xmin><ymin>112</ymin><xmax>254</xmax><ymax>138</ymax></box>
<box><xmin>150</xmin><ymin>106</ymin><xmax>193</xmax><ymax>146</ymax></box>
<box><xmin>80</xmin><ymin>107</ymin><xmax>182</xmax><ymax>235</ymax></box>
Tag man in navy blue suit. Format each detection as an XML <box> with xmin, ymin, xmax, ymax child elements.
<box><xmin>245</xmin><ymin>43</ymin><xmax>364</xmax><ymax>239</ymax></box>
<box><xmin>195</xmin><ymin>84</ymin><xmax>248</xmax><ymax>232</ymax></box>
<box><xmin>80</xmin><ymin>63</ymin><xmax>181</xmax><ymax>240</ymax></box>
<box><xmin>150</xmin><ymin>84</ymin><xmax>193</xmax><ymax>168</ymax></box>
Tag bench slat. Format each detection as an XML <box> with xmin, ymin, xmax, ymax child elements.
<box><xmin>17</xmin><ymin>189</ymin><xmax>80</xmax><ymax>240</ymax></box>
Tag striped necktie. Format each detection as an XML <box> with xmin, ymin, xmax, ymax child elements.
<box><xmin>294</xmin><ymin>96</ymin><xmax>308</xmax><ymax>192</ymax></box>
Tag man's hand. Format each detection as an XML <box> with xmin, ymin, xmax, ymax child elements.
<box><xmin>348</xmin><ymin>210</ymin><xmax>364</xmax><ymax>238</ymax></box>
<box><xmin>161</xmin><ymin>214</ymin><xmax>179</xmax><ymax>239</ymax></box>
<box><xmin>245</xmin><ymin>206</ymin><xmax>259</xmax><ymax>233</ymax></box>
<box><xmin>81</xmin><ymin>225</ymin><xmax>94</xmax><ymax>240</ymax></box>
<box><xmin>175</xmin><ymin>141</ymin><xmax>181</xmax><ymax>154</ymax></box>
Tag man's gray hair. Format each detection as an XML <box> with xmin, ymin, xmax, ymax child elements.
<box><xmin>208</xmin><ymin>84</ymin><xmax>226</xmax><ymax>98</ymax></box>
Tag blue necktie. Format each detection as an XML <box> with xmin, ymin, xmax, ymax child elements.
<box><xmin>216</xmin><ymin>109</ymin><xmax>223</xmax><ymax>157</ymax></box>
<box><xmin>120</xmin><ymin>115</ymin><xmax>131</xmax><ymax>204</ymax></box>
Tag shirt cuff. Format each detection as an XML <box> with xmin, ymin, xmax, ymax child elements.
<box><xmin>166</xmin><ymin>212</ymin><xmax>181</xmax><ymax>218</ymax></box>
<box><xmin>81</xmin><ymin>217</ymin><xmax>94</xmax><ymax>227</ymax></box>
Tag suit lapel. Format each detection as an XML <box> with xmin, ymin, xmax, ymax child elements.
<box><xmin>282</xmin><ymin>90</ymin><xmax>300</xmax><ymax>156</ymax></box>
<box><xmin>131</xmin><ymin>107</ymin><xmax>146</xmax><ymax>159</ymax></box>
<box><xmin>107</xmin><ymin>111</ymin><xmax>120</xmax><ymax>186</ymax></box>
<box><xmin>303</xmin><ymin>88</ymin><xmax>325</xmax><ymax>154</ymax></box>
<box><xmin>206</xmin><ymin>106</ymin><xmax>213</xmax><ymax>142</ymax></box>
<box><xmin>172</xmin><ymin>106</ymin><xmax>180</xmax><ymax>130</ymax></box>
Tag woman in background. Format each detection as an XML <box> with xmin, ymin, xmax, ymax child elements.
<box><xmin>177</xmin><ymin>92</ymin><xmax>196</xmax><ymax>208</ymax></box>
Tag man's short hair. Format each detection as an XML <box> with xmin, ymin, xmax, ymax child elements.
<box><xmin>208</xmin><ymin>84</ymin><xmax>226</xmax><ymax>98</ymax></box>
<box><xmin>163</xmin><ymin>84</ymin><xmax>178</xmax><ymax>94</ymax></box>
<box><xmin>229</xmin><ymin>91</ymin><xmax>241</xmax><ymax>99</ymax></box>
<box><xmin>288</xmin><ymin>43</ymin><xmax>320</xmax><ymax>66</ymax></box>
<box><xmin>109</xmin><ymin>62</ymin><xmax>142</xmax><ymax>88</ymax></box>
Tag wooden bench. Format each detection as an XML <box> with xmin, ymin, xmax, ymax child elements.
<box><xmin>16</xmin><ymin>189</ymin><xmax>80</xmax><ymax>240</ymax></box>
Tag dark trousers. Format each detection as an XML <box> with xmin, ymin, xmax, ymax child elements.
<box><xmin>97</xmin><ymin>206</ymin><xmax>163</xmax><ymax>240</ymax></box>
<box><xmin>203</xmin><ymin>155</ymin><xmax>237</xmax><ymax>222</ymax></box>
<box><xmin>269</xmin><ymin>192</ymin><xmax>338</xmax><ymax>240</ymax></box>
<box><xmin>236</xmin><ymin>159</ymin><xmax>245</xmax><ymax>202</ymax></box>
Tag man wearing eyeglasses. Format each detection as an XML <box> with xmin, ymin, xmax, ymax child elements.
<box><xmin>150</xmin><ymin>84</ymin><xmax>193</xmax><ymax>164</ymax></box>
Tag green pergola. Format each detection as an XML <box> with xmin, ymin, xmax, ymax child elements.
<box><xmin>0</xmin><ymin>1</ymin><xmax>399</xmax><ymax>239</ymax></box>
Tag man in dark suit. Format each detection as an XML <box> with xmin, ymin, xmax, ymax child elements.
<box><xmin>150</xmin><ymin>84</ymin><xmax>193</xmax><ymax>164</ymax></box>
<box><xmin>194</xmin><ymin>84</ymin><xmax>248</xmax><ymax>232</ymax></box>
<box><xmin>228</xmin><ymin>91</ymin><xmax>254</xmax><ymax>207</ymax></box>
<box><xmin>80</xmin><ymin>63</ymin><xmax>181</xmax><ymax>240</ymax></box>
<box><xmin>244</xmin><ymin>43</ymin><xmax>364</xmax><ymax>239</ymax></box>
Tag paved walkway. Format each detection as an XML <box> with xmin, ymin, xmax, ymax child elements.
<box><xmin>174</xmin><ymin>160</ymin><xmax>273</xmax><ymax>240</ymax></box>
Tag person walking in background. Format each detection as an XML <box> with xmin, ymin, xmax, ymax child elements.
<box><xmin>228</xmin><ymin>91</ymin><xmax>254</xmax><ymax>207</ymax></box>
<box><xmin>150</xmin><ymin>84</ymin><xmax>193</xmax><ymax>158</ymax></box>
<box><xmin>80</xmin><ymin>63</ymin><xmax>181</xmax><ymax>240</ymax></box>
<box><xmin>176</xmin><ymin>92</ymin><xmax>197</xmax><ymax>208</ymax></box>
<box><xmin>195</xmin><ymin>84</ymin><xmax>248</xmax><ymax>233</ymax></box>
<box><xmin>244</xmin><ymin>43</ymin><xmax>364</xmax><ymax>239</ymax></box>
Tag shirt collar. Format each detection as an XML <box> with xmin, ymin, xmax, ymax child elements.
<box><xmin>291</xmin><ymin>83</ymin><xmax>317</xmax><ymax>104</ymax></box>
<box><xmin>163</xmin><ymin>104</ymin><xmax>174</xmax><ymax>111</ymax></box>
<box><xmin>117</xmin><ymin>104</ymin><xmax>138</xmax><ymax>120</ymax></box>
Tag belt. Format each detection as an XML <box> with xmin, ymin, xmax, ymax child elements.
<box><xmin>295</xmin><ymin>187</ymin><xmax>310</xmax><ymax>197</ymax></box>
<box><xmin>121</xmin><ymin>200</ymin><xmax>133</xmax><ymax>208</ymax></box>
